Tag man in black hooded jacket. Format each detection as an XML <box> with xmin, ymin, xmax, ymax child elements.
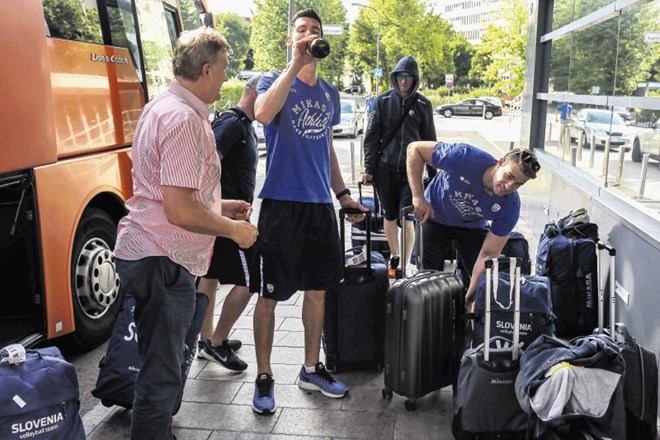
<box><xmin>363</xmin><ymin>55</ymin><xmax>436</xmax><ymax>277</ymax></box>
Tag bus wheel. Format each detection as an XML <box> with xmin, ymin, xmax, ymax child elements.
<box><xmin>69</xmin><ymin>208</ymin><xmax>121</xmax><ymax>349</ymax></box>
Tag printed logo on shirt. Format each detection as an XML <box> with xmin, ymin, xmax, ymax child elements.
<box><xmin>267</xmin><ymin>284</ymin><xmax>274</xmax><ymax>293</ymax></box>
<box><xmin>491</xmin><ymin>203</ymin><xmax>501</xmax><ymax>212</ymax></box>
<box><xmin>459</xmin><ymin>176</ymin><xmax>471</xmax><ymax>185</ymax></box>
<box><xmin>408</xmin><ymin>109</ymin><xmax>415</xmax><ymax>116</ymax></box>
<box><xmin>290</xmin><ymin>98</ymin><xmax>331</xmax><ymax>140</ymax></box>
<box><xmin>450</xmin><ymin>191</ymin><xmax>483</xmax><ymax>218</ymax></box>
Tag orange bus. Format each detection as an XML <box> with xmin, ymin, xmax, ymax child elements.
<box><xmin>0</xmin><ymin>0</ymin><xmax>212</xmax><ymax>350</ymax></box>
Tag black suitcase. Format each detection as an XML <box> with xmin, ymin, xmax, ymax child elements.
<box><xmin>351</xmin><ymin>182</ymin><xmax>390</xmax><ymax>259</ymax></box>
<box><xmin>323</xmin><ymin>208</ymin><xmax>389</xmax><ymax>373</ymax></box>
<box><xmin>382</xmin><ymin>206</ymin><xmax>464</xmax><ymax>411</ymax></box>
<box><xmin>501</xmin><ymin>231</ymin><xmax>532</xmax><ymax>275</ymax></box>
<box><xmin>596</xmin><ymin>242</ymin><xmax>658</xmax><ymax>440</ymax></box>
<box><xmin>453</xmin><ymin>257</ymin><xmax>528</xmax><ymax>439</ymax></box>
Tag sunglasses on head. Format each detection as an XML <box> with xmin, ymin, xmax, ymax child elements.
<box><xmin>521</xmin><ymin>150</ymin><xmax>541</xmax><ymax>173</ymax></box>
<box><xmin>396</xmin><ymin>74</ymin><xmax>414</xmax><ymax>83</ymax></box>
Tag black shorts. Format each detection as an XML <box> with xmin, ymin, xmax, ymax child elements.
<box><xmin>203</xmin><ymin>236</ymin><xmax>254</xmax><ymax>287</ymax></box>
<box><xmin>373</xmin><ymin>169</ymin><xmax>413</xmax><ymax>221</ymax></box>
<box><xmin>250</xmin><ymin>199</ymin><xmax>342</xmax><ymax>301</ymax></box>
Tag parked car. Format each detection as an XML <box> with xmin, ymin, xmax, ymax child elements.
<box><xmin>436</xmin><ymin>98</ymin><xmax>502</xmax><ymax>120</ymax></box>
<box><xmin>479</xmin><ymin>96</ymin><xmax>504</xmax><ymax>111</ymax></box>
<box><xmin>613</xmin><ymin>106</ymin><xmax>632</xmax><ymax>124</ymax></box>
<box><xmin>334</xmin><ymin>99</ymin><xmax>364</xmax><ymax>138</ymax></box>
<box><xmin>343</xmin><ymin>84</ymin><xmax>365</xmax><ymax>95</ymax></box>
<box><xmin>567</xmin><ymin>108</ymin><xmax>633</xmax><ymax>149</ymax></box>
<box><xmin>631</xmin><ymin>119</ymin><xmax>660</xmax><ymax>168</ymax></box>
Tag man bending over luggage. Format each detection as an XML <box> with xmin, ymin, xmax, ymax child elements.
<box><xmin>407</xmin><ymin>142</ymin><xmax>539</xmax><ymax>312</ymax></box>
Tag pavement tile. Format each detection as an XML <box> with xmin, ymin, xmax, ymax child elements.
<box><xmin>272</xmin><ymin>407</ymin><xmax>395</xmax><ymax>438</ymax></box>
<box><xmin>173</xmin><ymin>402</ymin><xmax>279</xmax><ymax>433</ymax></box>
<box><xmin>182</xmin><ymin>378</ymin><xmax>243</xmax><ymax>404</ymax></box>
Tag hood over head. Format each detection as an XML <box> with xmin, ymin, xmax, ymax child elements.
<box><xmin>390</xmin><ymin>55</ymin><xmax>420</xmax><ymax>97</ymax></box>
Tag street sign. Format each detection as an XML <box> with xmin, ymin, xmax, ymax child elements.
<box><xmin>445</xmin><ymin>82</ymin><xmax>453</xmax><ymax>90</ymax></box>
<box><xmin>374</xmin><ymin>67</ymin><xmax>383</xmax><ymax>78</ymax></box>
<box><xmin>323</xmin><ymin>24</ymin><xmax>343</xmax><ymax>36</ymax></box>
<box><xmin>645</xmin><ymin>32</ymin><xmax>660</xmax><ymax>43</ymax></box>
<box><xmin>445</xmin><ymin>74</ymin><xmax>454</xmax><ymax>83</ymax></box>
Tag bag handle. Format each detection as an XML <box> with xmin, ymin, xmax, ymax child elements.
<box><xmin>596</xmin><ymin>241</ymin><xmax>616</xmax><ymax>336</ymax></box>
<box><xmin>339</xmin><ymin>208</ymin><xmax>372</xmax><ymax>273</ymax></box>
<box><xmin>399</xmin><ymin>205</ymin><xmax>421</xmax><ymax>277</ymax></box>
<box><xmin>484</xmin><ymin>257</ymin><xmax>521</xmax><ymax>362</ymax></box>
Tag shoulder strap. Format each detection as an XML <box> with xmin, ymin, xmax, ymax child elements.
<box><xmin>378</xmin><ymin>97</ymin><xmax>417</xmax><ymax>155</ymax></box>
<box><xmin>212</xmin><ymin>108</ymin><xmax>249</xmax><ymax>145</ymax></box>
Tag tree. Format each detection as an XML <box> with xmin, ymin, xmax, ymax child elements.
<box><xmin>470</xmin><ymin>0</ymin><xmax>527</xmax><ymax>95</ymax></box>
<box><xmin>215</xmin><ymin>13</ymin><xmax>251</xmax><ymax>78</ymax></box>
<box><xmin>43</xmin><ymin>0</ymin><xmax>103</xmax><ymax>43</ymax></box>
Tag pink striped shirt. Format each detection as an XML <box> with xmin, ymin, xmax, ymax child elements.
<box><xmin>114</xmin><ymin>82</ymin><xmax>221</xmax><ymax>276</ymax></box>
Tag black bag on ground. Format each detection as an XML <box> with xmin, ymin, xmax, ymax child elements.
<box><xmin>382</xmin><ymin>207</ymin><xmax>464</xmax><ymax>411</ymax></box>
<box><xmin>92</xmin><ymin>293</ymin><xmax>209</xmax><ymax>413</ymax></box>
<box><xmin>501</xmin><ymin>231</ymin><xmax>532</xmax><ymax>275</ymax></box>
<box><xmin>453</xmin><ymin>257</ymin><xmax>528</xmax><ymax>439</ymax></box>
<box><xmin>536</xmin><ymin>209</ymin><xmax>599</xmax><ymax>338</ymax></box>
<box><xmin>323</xmin><ymin>208</ymin><xmax>389</xmax><ymax>373</ymax></box>
<box><xmin>0</xmin><ymin>345</ymin><xmax>86</xmax><ymax>440</ymax></box>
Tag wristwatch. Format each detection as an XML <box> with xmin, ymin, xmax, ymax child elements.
<box><xmin>335</xmin><ymin>188</ymin><xmax>351</xmax><ymax>200</ymax></box>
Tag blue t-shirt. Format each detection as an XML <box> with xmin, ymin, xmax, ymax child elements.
<box><xmin>425</xmin><ymin>143</ymin><xmax>520</xmax><ymax>237</ymax></box>
<box><xmin>557</xmin><ymin>103</ymin><xmax>572</xmax><ymax>121</ymax></box>
<box><xmin>257</xmin><ymin>72</ymin><xmax>341</xmax><ymax>203</ymax></box>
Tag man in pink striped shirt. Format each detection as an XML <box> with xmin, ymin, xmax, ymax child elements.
<box><xmin>113</xmin><ymin>27</ymin><xmax>258</xmax><ymax>440</ymax></box>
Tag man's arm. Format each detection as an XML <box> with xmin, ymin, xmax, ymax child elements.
<box><xmin>162</xmin><ymin>186</ymin><xmax>257</xmax><ymax>249</ymax></box>
<box><xmin>464</xmin><ymin>231</ymin><xmax>509</xmax><ymax>312</ymax></box>
<box><xmin>406</xmin><ymin>141</ymin><xmax>436</xmax><ymax>223</ymax></box>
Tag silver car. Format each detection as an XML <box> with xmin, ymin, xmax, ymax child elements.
<box><xmin>568</xmin><ymin>108</ymin><xmax>633</xmax><ymax>149</ymax></box>
<box><xmin>632</xmin><ymin>119</ymin><xmax>660</xmax><ymax>168</ymax></box>
<box><xmin>333</xmin><ymin>99</ymin><xmax>364</xmax><ymax>138</ymax></box>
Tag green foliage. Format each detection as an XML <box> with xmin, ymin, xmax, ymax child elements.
<box><xmin>470</xmin><ymin>0</ymin><xmax>527</xmax><ymax>95</ymax></box>
<box><xmin>43</xmin><ymin>0</ymin><xmax>103</xmax><ymax>43</ymax></box>
<box><xmin>215</xmin><ymin>13</ymin><xmax>252</xmax><ymax>78</ymax></box>
<box><xmin>212</xmin><ymin>79</ymin><xmax>249</xmax><ymax>111</ymax></box>
<box><xmin>179</xmin><ymin>0</ymin><xmax>203</xmax><ymax>31</ymax></box>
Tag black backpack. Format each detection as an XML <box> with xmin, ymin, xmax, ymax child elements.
<box><xmin>212</xmin><ymin>108</ymin><xmax>248</xmax><ymax>145</ymax></box>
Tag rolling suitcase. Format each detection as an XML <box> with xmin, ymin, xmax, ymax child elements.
<box><xmin>453</xmin><ymin>257</ymin><xmax>528</xmax><ymax>439</ymax></box>
<box><xmin>323</xmin><ymin>208</ymin><xmax>389</xmax><ymax>372</ymax></box>
<box><xmin>351</xmin><ymin>182</ymin><xmax>390</xmax><ymax>259</ymax></box>
<box><xmin>595</xmin><ymin>242</ymin><xmax>657</xmax><ymax>440</ymax></box>
<box><xmin>382</xmin><ymin>206</ymin><xmax>464</xmax><ymax>411</ymax></box>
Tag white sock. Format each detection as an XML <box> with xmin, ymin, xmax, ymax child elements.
<box><xmin>304</xmin><ymin>364</ymin><xmax>316</xmax><ymax>373</ymax></box>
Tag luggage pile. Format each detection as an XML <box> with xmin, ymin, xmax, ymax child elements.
<box><xmin>326</xmin><ymin>206</ymin><xmax>658</xmax><ymax>439</ymax></box>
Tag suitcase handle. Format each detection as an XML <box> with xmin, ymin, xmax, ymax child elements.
<box><xmin>357</xmin><ymin>181</ymin><xmax>382</xmax><ymax>216</ymax></box>
<box><xmin>399</xmin><ymin>205</ymin><xmax>421</xmax><ymax>277</ymax></box>
<box><xmin>484</xmin><ymin>257</ymin><xmax>521</xmax><ymax>362</ymax></box>
<box><xmin>339</xmin><ymin>208</ymin><xmax>372</xmax><ymax>273</ymax></box>
<box><xmin>596</xmin><ymin>241</ymin><xmax>616</xmax><ymax>336</ymax></box>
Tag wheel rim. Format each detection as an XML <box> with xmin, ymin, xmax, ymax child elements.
<box><xmin>444</xmin><ymin>110</ymin><xmax>452</xmax><ymax>117</ymax></box>
<box><xmin>74</xmin><ymin>237</ymin><xmax>119</xmax><ymax>320</ymax></box>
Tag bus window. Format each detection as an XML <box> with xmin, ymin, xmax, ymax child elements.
<box><xmin>163</xmin><ymin>5</ymin><xmax>181</xmax><ymax>51</ymax></box>
<box><xmin>105</xmin><ymin>0</ymin><xmax>144</xmax><ymax>83</ymax></box>
<box><xmin>42</xmin><ymin>0</ymin><xmax>103</xmax><ymax>44</ymax></box>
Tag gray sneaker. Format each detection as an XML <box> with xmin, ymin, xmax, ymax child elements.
<box><xmin>199</xmin><ymin>340</ymin><xmax>248</xmax><ymax>371</ymax></box>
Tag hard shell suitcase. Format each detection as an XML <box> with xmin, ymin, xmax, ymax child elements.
<box><xmin>595</xmin><ymin>243</ymin><xmax>658</xmax><ymax>440</ymax></box>
<box><xmin>323</xmin><ymin>208</ymin><xmax>389</xmax><ymax>372</ymax></box>
<box><xmin>453</xmin><ymin>257</ymin><xmax>528</xmax><ymax>439</ymax></box>
<box><xmin>351</xmin><ymin>182</ymin><xmax>390</xmax><ymax>259</ymax></box>
<box><xmin>382</xmin><ymin>206</ymin><xmax>464</xmax><ymax>410</ymax></box>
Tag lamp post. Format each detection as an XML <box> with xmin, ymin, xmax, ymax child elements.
<box><xmin>352</xmin><ymin>2</ymin><xmax>381</xmax><ymax>93</ymax></box>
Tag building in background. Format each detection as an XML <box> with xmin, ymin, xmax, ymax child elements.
<box><xmin>437</xmin><ymin>0</ymin><xmax>502</xmax><ymax>44</ymax></box>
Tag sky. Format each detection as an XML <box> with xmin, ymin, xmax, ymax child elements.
<box><xmin>206</xmin><ymin>0</ymin><xmax>360</xmax><ymax>23</ymax></box>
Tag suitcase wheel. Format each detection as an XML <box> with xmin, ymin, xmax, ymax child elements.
<box><xmin>404</xmin><ymin>399</ymin><xmax>417</xmax><ymax>411</ymax></box>
<box><xmin>381</xmin><ymin>388</ymin><xmax>393</xmax><ymax>400</ymax></box>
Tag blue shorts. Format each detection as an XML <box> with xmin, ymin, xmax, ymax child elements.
<box><xmin>251</xmin><ymin>199</ymin><xmax>342</xmax><ymax>301</ymax></box>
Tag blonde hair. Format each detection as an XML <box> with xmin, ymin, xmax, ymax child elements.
<box><xmin>172</xmin><ymin>27</ymin><xmax>232</xmax><ymax>81</ymax></box>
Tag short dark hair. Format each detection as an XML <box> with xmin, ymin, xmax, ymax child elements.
<box><xmin>290</xmin><ymin>8</ymin><xmax>323</xmax><ymax>36</ymax></box>
<box><xmin>504</xmin><ymin>148</ymin><xmax>540</xmax><ymax>179</ymax></box>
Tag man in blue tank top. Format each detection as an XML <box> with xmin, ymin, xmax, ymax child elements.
<box><xmin>407</xmin><ymin>142</ymin><xmax>540</xmax><ymax>312</ymax></box>
<box><xmin>250</xmin><ymin>8</ymin><xmax>366</xmax><ymax>415</ymax></box>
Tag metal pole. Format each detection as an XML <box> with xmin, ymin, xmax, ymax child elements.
<box><xmin>601</xmin><ymin>138</ymin><xmax>611</xmax><ymax>178</ymax></box>
<box><xmin>570</xmin><ymin>145</ymin><xmax>577</xmax><ymax>166</ymax></box>
<box><xmin>546</xmin><ymin>122</ymin><xmax>553</xmax><ymax>147</ymax></box>
<box><xmin>350</xmin><ymin>141</ymin><xmax>356</xmax><ymax>183</ymax></box>
<box><xmin>637</xmin><ymin>153</ymin><xmax>650</xmax><ymax>198</ymax></box>
<box><xmin>576</xmin><ymin>131</ymin><xmax>583</xmax><ymax>162</ymax></box>
<box><xmin>614</xmin><ymin>145</ymin><xmax>626</xmax><ymax>186</ymax></box>
<box><xmin>287</xmin><ymin>0</ymin><xmax>294</xmax><ymax>63</ymax></box>
<box><xmin>589</xmin><ymin>135</ymin><xmax>596</xmax><ymax>168</ymax></box>
<box><xmin>353</xmin><ymin>3</ymin><xmax>380</xmax><ymax>94</ymax></box>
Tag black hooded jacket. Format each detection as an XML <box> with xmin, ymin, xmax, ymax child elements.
<box><xmin>363</xmin><ymin>56</ymin><xmax>436</xmax><ymax>174</ymax></box>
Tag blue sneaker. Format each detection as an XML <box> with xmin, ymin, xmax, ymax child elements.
<box><xmin>252</xmin><ymin>373</ymin><xmax>276</xmax><ymax>414</ymax></box>
<box><xmin>298</xmin><ymin>362</ymin><xmax>348</xmax><ymax>398</ymax></box>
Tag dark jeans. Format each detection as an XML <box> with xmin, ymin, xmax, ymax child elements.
<box><xmin>116</xmin><ymin>256</ymin><xmax>196</xmax><ymax>440</ymax></box>
<box><xmin>421</xmin><ymin>221</ymin><xmax>489</xmax><ymax>289</ymax></box>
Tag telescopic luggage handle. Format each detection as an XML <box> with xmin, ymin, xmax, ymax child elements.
<box><xmin>596</xmin><ymin>241</ymin><xmax>616</xmax><ymax>336</ymax></box>
<box><xmin>484</xmin><ymin>257</ymin><xmax>521</xmax><ymax>362</ymax></box>
<box><xmin>400</xmin><ymin>205</ymin><xmax>422</xmax><ymax>276</ymax></box>
<box><xmin>339</xmin><ymin>208</ymin><xmax>372</xmax><ymax>273</ymax></box>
